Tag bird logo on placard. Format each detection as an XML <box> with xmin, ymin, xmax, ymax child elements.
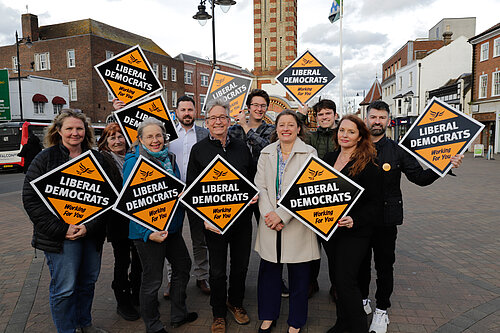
<box><xmin>212</xmin><ymin>169</ymin><xmax>227</xmax><ymax>180</ymax></box>
<box><xmin>215</xmin><ymin>78</ymin><xmax>226</xmax><ymax>86</ymax></box>
<box><xmin>308</xmin><ymin>169</ymin><xmax>323</xmax><ymax>180</ymax></box>
<box><xmin>128</xmin><ymin>54</ymin><xmax>142</xmax><ymax>65</ymax></box>
<box><xmin>149</xmin><ymin>102</ymin><xmax>162</xmax><ymax>113</ymax></box>
<box><xmin>429</xmin><ymin>110</ymin><xmax>444</xmax><ymax>121</ymax></box>
<box><xmin>301</xmin><ymin>58</ymin><xmax>313</xmax><ymax>66</ymax></box>
<box><xmin>140</xmin><ymin>170</ymin><xmax>154</xmax><ymax>181</ymax></box>
<box><xmin>76</xmin><ymin>163</ymin><xmax>95</xmax><ymax>175</ymax></box>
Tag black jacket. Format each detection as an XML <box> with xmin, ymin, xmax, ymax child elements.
<box><xmin>100</xmin><ymin>151</ymin><xmax>130</xmax><ymax>242</ymax></box>
<box><xmin>22</xmin><ymin>144</ymin><xmax>107</xmax><ymax>253</ymax></box>
<box><xmin>375</xmin><ymin>135</ymin><xmax>440</xmax><ymax>226</ymax></box>
<box><xmin>324</xmin><ymin>150</ymin><xmax>383</xmax><ymax>238</ymax></box>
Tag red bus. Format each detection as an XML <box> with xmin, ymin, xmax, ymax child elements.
<box><xmin>0</xmin><ymin>121</ymin><xmax>104</xmax><ymax>171</ymax></box>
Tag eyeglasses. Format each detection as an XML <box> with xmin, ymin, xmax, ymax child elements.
<box><xmin>249</xmin><ymin>103</ymin><xmax>268</xmax><ymax>110</ymax></box>
<box><xmin>143</xmin><ymin>134</ymin><xmax>164</xmax><ymax>141</ymax></box>
<box><xmin>206</xmin><ymin>115</ymin><xmax>230</xmax><ymax>122</ymax></box>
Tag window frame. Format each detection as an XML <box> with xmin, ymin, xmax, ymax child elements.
<box><xmin>67</xmin><ymin>49</ymin><xmax>76</xmax><ymax>68</ymax></box>
<box><xmin>494</xmin><ymin>38</ymin><xmax>500</xmax><ymax>58</ymax></box>
<box><xmin>492</xmin><ymin>71</ymin><xmax>500</xmax><ymax>97</ymax></box>
<box><xmin>171</xmin><ymin>68</ymin><xmax>177</xmax><ymax>82</ymax></box>
<box><xmin>69</xmin><ymin>79</ymin><xmax>78</xmax><ymax>101</ymax></box>
<box><xmin>480</xmin><ymin>42</ymin><xmax>489</xmax><ymax>62</ymax></box>
<box><xmin>162</xmin><ymin>65</ymin><xmax>168</xmax><ymax>81</ymax></box>
<box><xmin>184</xmin><ymin>70</ymin><xmax>193</xmax><ymax>85</ymax></box>
<box><xmin>478</xmin><ymin>74</ymin><xmax>488</xmax><ymax>99</ymax></box>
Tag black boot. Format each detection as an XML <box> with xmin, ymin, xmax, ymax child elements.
<box><xmin>114</xmin><ymin>288</ymin><xmax>140</xmax><ymax>321</ymax></box>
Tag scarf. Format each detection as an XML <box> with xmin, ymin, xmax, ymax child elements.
<box><xmin>141</xmin><ymin>144</ymin><xmax>174</xmax><ymax>176</ymax></box>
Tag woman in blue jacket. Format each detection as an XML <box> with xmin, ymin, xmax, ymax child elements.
<box><xmin>123</xmin><ymin>118</ymin><xmax>197</xmax><ymax>333</ymax></box>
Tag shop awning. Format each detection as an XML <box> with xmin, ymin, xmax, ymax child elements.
<box><xmin>32</xmin><ymin>94</ymin><xmax>48</xmax><ymax>103</ymax></box>
<box><xmin>52</xmin><ymin>96</ymin><xmax>66</xmax><ymax>105</ymax></box>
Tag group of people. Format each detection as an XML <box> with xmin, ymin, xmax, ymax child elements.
<box><xmin>22</xmin><ymin>88</ymin><xmax>463</xmax><ymax>333</ymax></box>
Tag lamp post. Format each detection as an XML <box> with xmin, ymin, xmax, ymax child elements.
<box><xmin>193</xmin><ymin>0</ymin><xmax>236</xmax><ymax>69</ymax></box>
<box><xmin>15</xmin><ymin>30</ymin><xmax>32</xmax><ymax>121</ymax></box>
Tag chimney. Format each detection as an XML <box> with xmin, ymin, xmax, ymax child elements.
<box><xmin>443</xmin><ymin>31</ymin><xmax>453</xmax><ymax>46</ymax></box>
<box><xmin>22</xmin><ymin>13</ymin><xmax>39</xmax><ymax>41</ymax></box>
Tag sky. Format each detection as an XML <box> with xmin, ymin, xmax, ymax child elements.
<box><xmin>0</xmin><ymin>0</ymin><xmax>498</xmax><ymax>106</ymax></box>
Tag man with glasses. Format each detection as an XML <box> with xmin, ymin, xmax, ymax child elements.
<box><xmin>187</xmin><ymin>99</ymin><xmax>257</xmax><ymax>333</ymax></box>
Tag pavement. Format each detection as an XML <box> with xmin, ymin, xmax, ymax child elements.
<box><xmin>0</xmin><ymin>153</ymin><xmax>499</xmax><ymax>333</ymax></box>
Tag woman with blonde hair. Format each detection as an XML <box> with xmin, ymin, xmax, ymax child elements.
<box><xmin>23</xmin><ymin>109</ymin><xmax>108</xmax><ymax>333</ymax></box>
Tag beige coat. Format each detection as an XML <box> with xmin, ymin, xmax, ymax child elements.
<box><xmin>254</xmin><ymin>138</ymin><xmax>321</xmax><ymax>263</ymax></box>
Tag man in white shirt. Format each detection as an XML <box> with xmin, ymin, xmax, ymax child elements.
<box><xmin>169</xmin><ymin>95</ymin><xmax>210</xmax><ymax>295</ymax></box>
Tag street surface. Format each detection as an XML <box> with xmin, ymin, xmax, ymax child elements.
<box><xmin>0</xmin><ymin>153</ymin><xmax>498</xmax><ymax>332</ymax></box>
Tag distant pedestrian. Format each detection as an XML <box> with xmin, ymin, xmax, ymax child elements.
<box><xmin>18</xmin><ymin>132</ymin><xmax>42</xmax><ymax>173</ymax></box>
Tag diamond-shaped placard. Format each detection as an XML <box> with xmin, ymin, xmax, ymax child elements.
<box><xmin>278</xmin><ymin>155</ymin><xmax>364</xmax><ymax>241</ymax></box>
<box><xmin>94</xmin><ymin>45</ymin><xmax>163</xmax><ymax>105</ymax></box>
<box><xmin>30</xmin><ymin>150</ymin><xmax>119</xmax><ymax>225</ymax></box>
<box><xmin>113</xmin><ymin>94</ymin><xmax>178</xmax><ymax>147</ymax></box>
<box><xmin>275</xmin><ymin>50</ymin><xmax>335</xmax><ymax>105</ymax></box>
<box><xmin>180</xmin><ymin>155</ymin><xmax>259</xmax><ymax>234</ymax></box>
<box><xmin>399</xmin><ymin>97</ymin><xmax>485</xmax><ymax>177</ymax></box>
<box><xmin>202</xmin><ymin>70</ymin><xmax>253</xmax><ymax>117</ymax></box>
<box><xmin>113</xmin><ymin>156</ymin><xmax>185</xmax><ymax>232</ymax></box>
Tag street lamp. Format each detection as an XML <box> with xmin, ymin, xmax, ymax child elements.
<box><xmin>15</xmin><ymin>30</ymin><xmax>32</xmax><ymax>121</ymax></box>
<box><xmin>193</xmin><ymin>0</ymin><xmax>236</xmax><ymax>69</ymax></box>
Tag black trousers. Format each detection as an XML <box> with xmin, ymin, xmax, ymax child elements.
<box><xmin>111</xmin><ymin>239</ymin><xmax>142</xmax><ymax>296</ymax></box>
<box><xmin>204</xmin><ymin>218</ymin><xmax>252</xmax><ymax>318</ymax></box>
<box><xmin>134</xmin><ymin>232</ymin><xmax>192</xmax><ymax>332</ymax></box>
<box><xmin>258</xmin><ymin>259</ymin><xmax>310</xmax><ymax>328</ymax></box>
<box><xmin>359</xmin><ymin>225</ymin><xmax>398</xmax><ymax>310</ymax></box>
<box><xmin>324</xmin><ymin>234</ymin><xmax>370</xmax><ymax>333</ymax></box>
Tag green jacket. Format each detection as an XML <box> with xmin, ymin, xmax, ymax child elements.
<box><xmin>297</xmin><ymin>112</ymin><xmax>337</xmax><ymax>159</ymax></box>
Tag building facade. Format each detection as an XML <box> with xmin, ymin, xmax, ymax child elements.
<box><xmin>469</xmin><ymin>23</ymin><xmax>500</xmax><ymax>154</ymax></box>
<box><xmin>428</xmin><ymin>17</ymin><xmax>476</xmax><ymax>41</ymax></box>
<box><xmin>0</xmin><ymin>13</ymin><xmax>184</xmax><ymax>123</ymax></box>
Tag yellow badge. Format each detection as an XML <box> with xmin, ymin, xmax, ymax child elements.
<box><xmin>382</xmin><ymin>163</ymin><xmax>391</xmax><ymax>171</ymax></box>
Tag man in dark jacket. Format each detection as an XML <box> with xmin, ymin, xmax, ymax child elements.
<box><xmin>361</xmin><ymin>100</ymin><xmax>463</xmax><ymax>333</ymax></box>
<box><xmin>297</xmin><ymin>98</ymin><xmax>338</xmax><ymax>298</ymax></box>
<box><xmin>187</xmin><ymin>99</ymin><xmax>256</xmax><ymax>333</ymax></box>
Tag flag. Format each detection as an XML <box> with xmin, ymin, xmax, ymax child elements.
<box><xmin>329</xmin><ymin>0</ymin><xmax>341</xmax><ymax>23</ymax></box>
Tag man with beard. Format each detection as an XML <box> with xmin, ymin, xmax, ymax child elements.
<box><xmin>168</xmin><ymin>96</ymin><xmax>211</xmax><ymax>296</ymax></box>
<box><xmin>361</xmin><ymin>100</ymin><xmax>463</xmax><ymax>333</ymax></box>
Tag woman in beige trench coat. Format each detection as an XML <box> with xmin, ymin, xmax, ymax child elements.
<box><xmin>254</xmin><ymin>110</ymin><xmax>320</xmax><ymax>333</ymax></box>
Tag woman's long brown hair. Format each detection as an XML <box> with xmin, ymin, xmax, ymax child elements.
<box><xmin>334</xmin><ymin>115</ymin><xmax>377</xmax><ymax>177</ymax></box>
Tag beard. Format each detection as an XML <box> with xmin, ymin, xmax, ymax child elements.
<box><xmin>179</xmin><ymin>116</ymin><xmax>194</xmax><ymax>126</ymax></box>
<box><xmin>369</xmin><ymin>125</ymin><xmax>386</xmax><ymax>136</ymax></box>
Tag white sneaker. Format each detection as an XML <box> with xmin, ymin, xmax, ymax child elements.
<box><xmin>369</xmin><ymin>308</ymin><xmax>389</xmax><ymax>333</ymax></box>
<box><xmin>363</xmin><ymin>298</ymin><xmax>372</xmax><ymax>315</ymax></box>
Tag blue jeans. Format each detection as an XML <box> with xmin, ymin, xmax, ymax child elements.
<box><xmin>45</xmin><ymin>238</ymin><xmax>102</xmax><ymax>333</ymax></box>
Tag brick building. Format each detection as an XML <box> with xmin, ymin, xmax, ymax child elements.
<box><xmin>469</xmin><ymin>22</ymin><xmax>500</xmax><ymax>153</ymax></box>
<box><xmin>174</xmin><ymin>53</ymin><xmax>253</xmax><ymax>118</ymax></box>
<box><xmin>0</xmin><ymin>13</ymin><xmax>184</xmax><ymax>123</ymax></box>
<box><xmin>253</xmin><ymin>0</ymin><xmax>297</xmax><ymax>89</ymax></box>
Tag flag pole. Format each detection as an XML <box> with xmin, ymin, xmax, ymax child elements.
<box><xmin>339</xmin><ymin>1</ymin><xmax>343</xmax><ymax>115</ymax></box>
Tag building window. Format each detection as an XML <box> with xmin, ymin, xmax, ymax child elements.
<box><xmin>12</xmin><ymin>56</ymin><xmax>18</xmax><ymax>73</ymax></box>
<box><xmin>480</xmin><ymin>43</ymin><xmax>489</xmax><ymax>61</ymax></box>
<box><xmin>34</xmin><ymin>102</ymin><xmax>45</xmax><ymax>114</ymax></box>
<box><xmin>201</xmin><ymin>74</ymin><xmax>209</xmax><ymax>87</ymax></box>
<box><xmin>67</xmin><ymin>49</ymin><xmax>75</xmax><ymax>68</ymax></box>
<box><xmin>171</xmin><ymin>68</ymin><xmax>177</xmax><ymax>82</ymax></box>
<box><xmin>200</xmin><ymin>94</ymin><xmax>206</xmax><ymax>111</ymax></box>
<box><xmin>106</xmin><ymin>51</ymin><xmax>114</xmax><ymax>59</ymax></box>
<box><xmin>184</xmin><ymin>70</ymin><xmax>193</xmax><ymax>85</ymax></box>
<box><xmin>34</xmin><ymin>52</ymin><xmax>50</xmax><ymax>71</ymax></box>
<box><xmin>494</xmin><ymin>38</ymin><xmax>500</xmax><ymax>57</ymax></box>
<box><xmin>479</xmin><ymin>74</ymin><xmax>488</xmax><ymax>99</ymax></box>
<box><xmin>69</xmin><ymin>79</ymin><xmax>78</xmax><ymax>101</ymax></box>
<box><xmin>153</xmin><ymin>63</ymin><xmax>159</xmax><ymax>78</ymax></box>
<box><xmin>397</xmin><ymin>99</ymin><xmax>402</xmax><ymax>115</ymax></box>
<box><xmin>398</xmin><ymin>76</ymin><xmax>402</xmax><ymax>90</ymax></box>
<box><xmin>493</xmin><ymin>71</ymin><xmax>500</xmax><ymax>97</ymax></box>
<box><xmin>53</xmin><ymin>104</ymin><xmax>63</xmax><ymax>114</ymax></box>
<box><xmin>162</xmin><ymin>66</ymin><xmax>168</xmax><ymax>81</ymax></box>
<box><xmin>172</xmin><ymin>90</ymin><xmax>177</xmax><ymax>108</ymax></box>
<box><xmin>408</xmin><ymin>72</ymin><xmax>413</xmax><ymax>87</ymax></box>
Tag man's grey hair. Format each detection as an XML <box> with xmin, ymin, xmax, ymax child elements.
<box><xmin>133</xmin><ymin>117</ymin><xmax>168</xmax><ymax>146</ymax></box>
<box><xmin>205</xmin><ymin>98</ymin><xmax>230</xmax><ymax>117</ymax></box>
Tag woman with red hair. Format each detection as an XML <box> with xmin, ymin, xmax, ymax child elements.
<box><xmin>323</xmin><ymin>115</ymin><xmax>383</xmax><ymax>333</ymax></box>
